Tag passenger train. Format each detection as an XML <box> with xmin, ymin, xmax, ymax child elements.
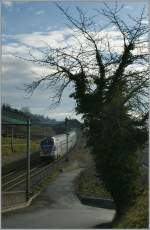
<box><xmin>40</xmin><ymin>131</ymin><xmax>77</xmax><ymax>160</ymax></box>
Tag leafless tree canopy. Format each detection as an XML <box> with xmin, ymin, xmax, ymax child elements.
<box><xmin>24</xmin><ymin>3</ymin><xmax>148</xmax><ymax>120</ymax></box>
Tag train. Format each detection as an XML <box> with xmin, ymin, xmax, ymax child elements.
<box><xmin>40</xmin><ymin>131</ymin><xmax>77</xmax><ymax>160</ymax></box>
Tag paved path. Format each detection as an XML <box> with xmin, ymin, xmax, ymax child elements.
<box><xmin>2</xmin><ymin>168</ymin><xmax>115</xmax><ymax>229</ymax></box>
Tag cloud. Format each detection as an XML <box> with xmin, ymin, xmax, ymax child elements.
<box><xmin>124</xmin><ymin>6</ymin><xmax>133</xmax><ymax>10</ymax></box>
<box><xmin>47</xmin><ymin>25</ymin><xmax>60</xmax><ymax>31</ymax></box>
<box><xmin>2</xmin><ymin>42</ymin><xmax>29</xmax><ymax>56</ymax></box>
<box><xmin>2</xmin><ymin>23</ymin><xmax>148</xmax><ymax>120</ymax></box>
<box><xmin>3</xmin><ymin>25</ymin><xmax>148</xmax><ymax>77</ymax></box>
<box><xmin>1</xmin><ymin>53</ymin><xmax>76</xmax><ymax>120</ymax></box>
<box><xmin>2</xmin><ymin>0</ymin><xmax>13</xmax><ymax>7</ymax></box>
<box><xmin>35</xmin><ymin>10</ymin><xmax>45</xmax><ymax>16</ymax></box>
<box><xmin>5</xmin><ymin>25</ymin><xmax>142</xmax><ymax>57</ymax></box>
<box><xmin>3</xmin><ymin>28</ymin><xmax>74</xmax><ymax>49</ymax></box>
<box><xmin>47</xmin><ymin>111</ymin><xmax>82</xmax><ymax>121</ymax></box>
<box><xmin>2</xmin><ymin>39</ymin><xmax>78</xmax><ymax>120</ymax></box>
<box><xmin>142</xmin><ymin>19</ymin><xmax>148</xmax><ymax>24</ymax></box>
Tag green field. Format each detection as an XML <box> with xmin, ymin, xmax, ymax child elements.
<box><xmin>2</xmin><ymin>137</ymin><xmax>41</xmax><ymax>156</ymax></box>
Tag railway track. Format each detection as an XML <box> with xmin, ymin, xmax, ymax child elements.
<box><xmin>2</xmin><ymin>162</ymin><xmax>47</xmax><ymax>191</ymax></box>
<box><xmin>2</xmin><ymin>155</ymin><xmax>67</xmax><ymax>192</ymax></box>
<box><xmin>2</xmin><ymin>138</ymin><xmax>80</xmax><ymax>193</ymax></box>
<box><xmin>2</xmin><ymin>156</ymin><xmax>43</xmax><ymax>182</ymax></box>
<box><xmin>2</xmin><ymin>151</ymin><xmax>41</xmax><ymax>176</ymax></box>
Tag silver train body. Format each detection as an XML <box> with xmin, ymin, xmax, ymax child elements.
<box><xmin>40</xmin><ymin>131</ymin><xmax>77</xmax><ymax>160</ymax></box>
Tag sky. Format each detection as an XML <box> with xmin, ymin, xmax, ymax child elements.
<box><xmin>1</xmin><ymin>0</ymin><xmax>148</xmax><ymax>121</ymax></box>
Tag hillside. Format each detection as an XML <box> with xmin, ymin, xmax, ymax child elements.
<box><xmin>1</xmin><ymin>104</ymin><xmax>81</xmax><ymax>138</ymax></box>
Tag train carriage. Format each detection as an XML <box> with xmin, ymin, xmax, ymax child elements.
<box><xmin>40</xmin><ymin>131</ymin><xmax>77</xmax><ymax>160</ymax></box>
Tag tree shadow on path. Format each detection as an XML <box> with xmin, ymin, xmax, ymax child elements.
<box><xmin>94</xmin><ymin>221</ymin><xmax>112</xmax><ymax>228</ymax></box>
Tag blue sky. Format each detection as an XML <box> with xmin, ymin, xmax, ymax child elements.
<box><xmin>2</xmin><ymin>0</ymin><xmax>148</xmax><ymax>121</ymax></box>
<box><xmin>2</xmin><ymin>1</ymin><xmax>148</xmax><ymax>35</ymax></box>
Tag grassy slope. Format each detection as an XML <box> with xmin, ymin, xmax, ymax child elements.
<box><xmin>75</xmin><ymin>164</ymin><xmax>112</xmax><ymax>199</ymax></box>
<box><xmin>113</xmin><ymin>164</ymin><xmax>149</xmax><ymax>229</ymax></box>
<box><xmin>113</xmin><ymin>186</ymin><xmax>148</xmax><ymax>228</ymax></box>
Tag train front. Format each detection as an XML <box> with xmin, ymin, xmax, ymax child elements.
<box><xmin>40</xmin><ymin>137</ymin><xmax>55</xmax><ymax>159</ymax></box>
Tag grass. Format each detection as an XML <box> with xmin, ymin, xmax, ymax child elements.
<box><xmin>71</xmin><ymin>138</ymin><xmax>112</xmax><ymax>199</ymax></box>
<box><xmin>2</xmin><ymin>137</ymin><xmax>40</xmax><ymax>156</ymax></box>
<box><xmin>32</xmin><ymin>167</ymin><xmax>61</xmax><ymax>195</ymax></box>
<box><xmin>75</xmin><ymin>165</ymin><xmax>112</xmax><ymax>199</ymax></box>
<box><xmin>113</xmin><ymin>164</ymin><xmax>149</xmax><ymax>229</ymax></box>
<box><xmin>2</xmin><ymin>136</ymin><xmax>41</xmax><ymax>168</ymax></box>
<box><xmin>113</xmin><ymin>186</ymin><xmax>148</xmax><ymax>228</ymax></box>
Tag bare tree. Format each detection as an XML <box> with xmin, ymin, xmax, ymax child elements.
<box><xmin>25</xmin><ymin>3</ymin><xmax>148</xmax><ymax>119</ymax></box>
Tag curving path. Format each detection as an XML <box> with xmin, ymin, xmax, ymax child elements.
<box><xmin>2</xmin><ymin>168</ymin><xmax>115</xmax><ymax>229</ymax></box>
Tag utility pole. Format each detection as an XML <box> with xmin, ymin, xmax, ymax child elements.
<box><xmin>26</xmin><ymin>119</ymin><xmax>31</xmax><ymax>201</ymax></box>
<box><xmin>44</xmin><ymin>127</ymin><xmax>46</xmax><ymax>136</ymax></box>
<box><xmin>65</xmin><ymin>117</ymin><xmax>69</xmax><ymax>156</ymax></box>
<box><xmin>11</xmin><ymin>126</ymin><xmax>14</xmax><ymax>152</ymax></box>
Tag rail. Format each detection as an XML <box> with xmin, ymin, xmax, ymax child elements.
<box><xmin>2</xmin><ymin>148</ymin><xmax>72</xmax><ymax>192</ymax></box>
